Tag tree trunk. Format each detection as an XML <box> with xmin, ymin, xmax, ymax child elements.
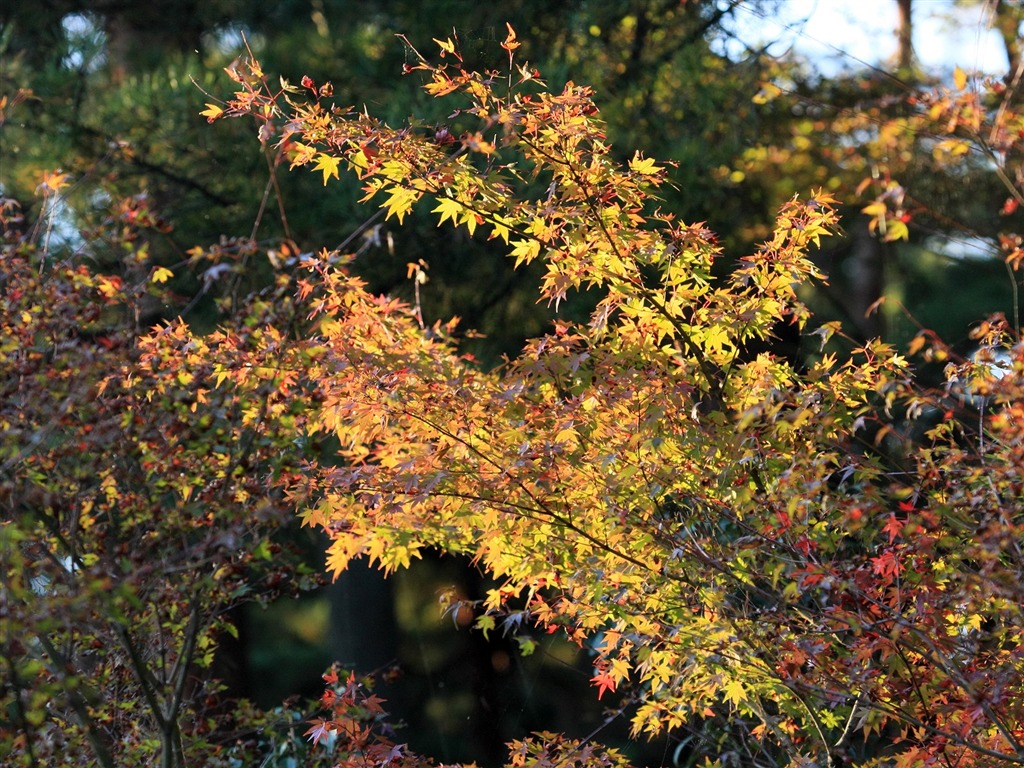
<box><xmin>327</xmin><ymin>562</ymin><xmax>399</xmax><ymax>673</ymax></box>
<box><xmin>895</xmin><ymin>0</ymin><xmax>914</xmax><ymax>72</ymax></box>
<box><xmin>102</xmin><ymin>5</ymin><xmax>204</xmax><ymax>82</ymax></box>
<box><xmin>845</xmin><ymin>218</ymin><xmax>886</xmax><ymax>342</ymax></box>
<box><xmin>995</xmin><ymin>0</ymin><xmax>1023</xmax><ymax>85</ymax></box>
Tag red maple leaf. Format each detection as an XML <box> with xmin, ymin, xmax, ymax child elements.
<box><xmin>883</xmin><ymin>513</ymin><xmax>903</xmax><ymax>544</ymax></box>
<box><xmin>591</xmin><ymin>668</ymin><xmax>617</xmax><ymax>700</ymax></box>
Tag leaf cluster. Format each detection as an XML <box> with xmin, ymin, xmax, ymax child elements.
<box><xmin>200</xmin><ymin>33</ymin><xmax>1024</xmax><ymax>768</ymax></box>
<box><xmin>0</xmin><ymin>194</ymin><xmax>324</xmax><ymax>767</ymax></box>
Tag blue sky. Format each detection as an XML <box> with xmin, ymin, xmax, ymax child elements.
<box><xmin>730</xmin><ymin>0</ymin><xmax>1011</xmax><ymax>77</ymax></box>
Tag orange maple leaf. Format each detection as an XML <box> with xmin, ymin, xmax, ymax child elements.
<box><xmin>591</xmin><ymin>668</ymin><xmax>617</xmax><ymax>700</ymax></box>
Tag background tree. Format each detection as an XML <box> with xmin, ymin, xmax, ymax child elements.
<box><xmin>0</xmin><ymin>184</ymin><xmax>328</xmax><ymax>767</ymax></box>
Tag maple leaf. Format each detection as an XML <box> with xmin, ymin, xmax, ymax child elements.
<box><xmin>200</xmin><ymin>102</ymin><xmax>224</xmax><ymax>121</ymax></box>
<box><xmin>382</xmin><ymin>186</ymin><xmax>419</xmax><ymax>223</ymax></box>
<box><xmin>591</xmin><ymin>667</ymin><xmax>617</xmax><ymax>700</ymax></box>
<box><xmin>861</xmin><ymin>201</ymin><xmax>887</xmax><ymax>219</ymax></box>
<box><xmin>883</xmin><ymin>219</ymin><xmax>909</xmax><ymax>242</ymax></box>
<box><xmin>433</xmin><ymin>37</ymin><xmax>456</xmax><ymax>55</ymax></box>
<box><xmin>501</xmin><ymin>23</ymin><xmax>521</xmax><ymax>55</ymax></box>
<box><xmin>722</xmin><ymin>678</ymin><xmax>746</xmax><ymax>707</ymax></box>
<box><xmin>38</xmin><ymin>169</ymin><xmax>71</xmax><ymax>193</ymax></box>
<box><xmin>305</xmin><ymin>718</ymin><xmax>335</xmax><ymax>746</ymax></box>
<box><xmin>95</xmin><ymin>274</ymin><xmax>124</xmax><ymax>299</ymax></box>
<box><xmin>871</xmin><ymin>549</ymin><xmax>902</xmax><ymax>580</ymax></box>
<box><xmin>150</xmin><ymin>266</ymin><xmax>174</xmax><ymax>284</ymax></box>
<box><xmin>433</xmin><ymin>196</ymin><xmax>463</xmax><ymax>227</ymax></box>
<box><xmin>628</xmin><ymin>153</ymin><xmax>662</xmax><ymax>176</ymax></box>
<box><xmin>475</xmin><ymin>613</ymin><xmax>496</xmax><ymax>639</ymax></box>
<box><xmin>511</xmin><ymin>238</ymin><xmax>541</xmax><ymax>268</ymax></box>
<box><xmin>363</xmin><ymin>693</ymin><xmax>387</xmax><ymax>715</ymax></box>
<box><xmin>462</xmin><ymin>132</ymin><xmax>495</xmax><ymax>154</ymax></box>
<box><xmin>314</xmin><ymin>153</ymin><xmax>341</xmax><ymax>186</ymax></box>
<box><xmin>953</xmin><ymin>65</ymin><xmax>968</xmax><ymax>91</ymax></box>
<box><xmin>883</xmin><ymin>513</ymin><xmax>903</xmax><ymax>544</ymax></box>
<box><xmin>752</xmin><ymin>81</ymin><xmax>783</xmax><ymax>104</ymax></box>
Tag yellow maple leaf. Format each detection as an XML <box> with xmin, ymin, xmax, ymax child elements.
<box><xmin>752</xmin><ymin>82</ymin><xmax>783</xmax><ymax>104</ymax></box>
<box><xmin>433</xmin><ymin>37</ymin><xmax>456</xmax><ymax>55</ymax></box>
<box><xmin>722</xmin><ymin>678</ymin><xmax>746</xmax><ymax>707</ymax></box>
<box><xmin>629</xmin><ymin>153</ymin><xmax>662</xmax><ymax>176</ymax></box>
<box><xmin>151</xmin><ymin>266</ymin><xmax>174</xmax><ymax>284</ymax></box>
<box><xmin>38</xmin><ymin>169</ymin><xmax>70</xmax><ymax>194</ymax></box>
<box><xmin>861</xmin><ymin>201</ymin><xmax>888</xmax><ymax>219</ymax></box>
<box><xmin>313</xmin><ymin>153</ymin><xmax>341</xmax><ymax>186</ymax></box>
<box><xmin>883</xmin><ymin>219</ymin><xmax>910</xmax><ymax>242</ymax></box>
<box><xmin>953</xmin><ymin>66</ymin><xmax>967</xmax><ymax>91</ymax></box>
<box><xmin>200</xmin><ymin>103</ymin><xmax>224</xmax><ymax>121</ymax></box>
<box><xmin>382</xmin><ymin>186</ymin><xmax>419</xmax><ymax>223</ymax></box>
<box><xmin>511</xmin><ymin>238</ymin><xmax>541</xmax><ymax>268</ymax></box>
<box><xmin>433</xmin><ymin>196</ymin><xmax>463</xmax><ymax>226</ymax></box>
<box><xmin>95</xmin><ymin>275</ymin><xmax>124</xmax><ymax>298</ymax></box>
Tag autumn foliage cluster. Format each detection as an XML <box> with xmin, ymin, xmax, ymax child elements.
<box><xmin>5</xmin><ymin>23</ymin><xmax>1024</xmax><ymax>768</ymax></box>
<box><xmin>0</xmin><ymin>186</ymin><xmax>332</xmax><ymax>766</ymax></box>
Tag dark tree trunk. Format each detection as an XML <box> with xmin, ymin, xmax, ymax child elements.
<box><xmin>327</xmin><ymin>561</ymin><xmax>399</xmax><ymax>673</ymax></box>
<box><xmin>895</xmin><ymin>0</ymin><xmax>914</xmax><ymax>72</ymax></box>
<box><xmin>995</xmin><ymin>0</ymin><xmax>1023</xmax><ymax>85</ymax></box>
<box><xmin>102</xmin><ymin>7</ymin><xmax>205</xmax><ymax>82</ymax></box>
<box><xmin>841</xmin><ymin>218</ymin><xmax>887</xmax><ymax>342</ymax></box>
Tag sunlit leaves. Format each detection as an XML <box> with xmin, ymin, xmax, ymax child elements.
<box><xmin>0</xmin><ymin>193</ymin><xmax>324</xmax><ymax>767</ymax></box>
<box><xmin>591</xmin><ymin>666</ymin><xmax>617</xmax><ymax>700</ymax></box>
<box><xmin>200</xmin><ymin>102</ymin><xmax>224</xmax><ymax>121</ymax></box>
<box><xmin>380</xmin><ymin>186</ymin><xmax>420</xmax><ymax>223</ymax></box>
<box><xmin>432</xmin><ymin>195</ymin><xmax>464</xmax><ymax>227</ymax></box>
<box><xmin>36</xmin><ymin>169</ymin><xmax>71</xmax><ymax>194</ymax></box>
<box><xmin>203</xmin><ymin>33</ymin><xmax>1024</xmax><ymax>768</ymax></box>
<box><xmin>313</xmin><ymin>152</ymin><xmax>341</xmax><ymax>186</ymax></box>
<box><xmin>627</xmin><ymin>152</ymin><xmax>663</xmax><ymax>176</ymax></box>
<box><xmin>752</xmin><ymin>81</ymin><xmax>783</xmax><ymax>105</ymax></box>
<box><xmin>150</xmin><ymin>265</ymin><xmax>174</xmax><ymax>284</ymax></box>
<box><xmin>953</xmin><ymin>65</ymin><xmax>968</xmax><ymax>91</ymax></box>
<box><xmin>720</xmin><ymin>679</ymin><xmax>746</xmax><ymax>708</ymax></box>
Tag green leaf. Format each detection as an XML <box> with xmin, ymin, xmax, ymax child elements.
<box><xmin>475</xmin><ymin>613</ymin><xmax>496</xmax><ymax>640</ymax></box>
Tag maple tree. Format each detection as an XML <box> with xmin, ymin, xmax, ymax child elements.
<box><xmin>7</xmin><ymin>17</ymin><xmax>1024</xmax><ymax>768</ymax></box>
<box><xmin>187</xmin><ymin>26</ymin><xmax>1024</xmax><ymax>768</ymax></box>
<box><xmin>0</xmin><ymin>184</ymin><xmax>329</xmax><ymax>766</ymax></box>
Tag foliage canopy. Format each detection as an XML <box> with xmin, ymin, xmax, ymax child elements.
<box><xmin>198</xmin><ymin>28</ymin><xmax>1024</xmax><ymax>768</ymax></box>
<box><xmin>6</xmin><ymin>15</ymin><xmax>1024</xmax><ymax>768</ymax></box>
